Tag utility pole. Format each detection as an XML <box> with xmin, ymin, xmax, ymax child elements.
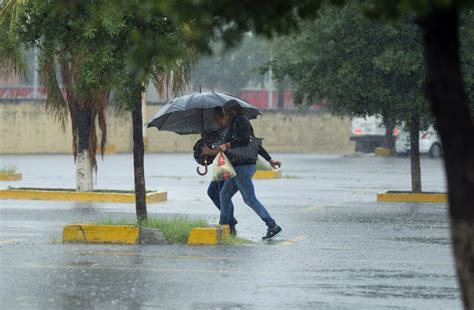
<box><xmin>268</xmin><ymin>65</ymin><xmax>273</xmax><ymax>110</ymax></box>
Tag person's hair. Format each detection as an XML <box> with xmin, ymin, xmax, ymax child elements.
<box><xmin>211</xmin><ymin>106</ymin><xmax>224</xmax><ymax>118</ymax></box>
<box><xmin>223</xmin><ymin>99</ymin><xmax>243</xmax><ymax>119</ymax></box>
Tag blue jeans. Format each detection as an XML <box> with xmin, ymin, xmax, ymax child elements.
<box><xmin>219</xmin><ymin>164</ymin><xmax>276</xmax><ymax>228</ymax></box>
<box><xmin>208</xmin><ymin>181</ymin><xmax>238</xmax><ymax>226</ymax></box>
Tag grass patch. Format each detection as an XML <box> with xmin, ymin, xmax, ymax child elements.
<box><xmin>221</xmin><ymin>235</ymin><xmax>252</xmax><ymax>246</ymax></box>
<box><xmin>95</xmin><ymin>216</ymin><xmax>209</xmax><ymax>244</ymax></box>
<box><xmin>0</xmin><ymin>165</ymin><xmax>17</xmax><ymax>173</ymax></box>
<box><xmin>144</xmin><ymin>217</ymin><xmax>208</xmax><ymax>244</ymax></box>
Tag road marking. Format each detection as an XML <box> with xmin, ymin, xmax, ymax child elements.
<box><xmin>0</xmin><ymin>239</ymin><xmax>23</xmax><ymax>244</ymax></box>
<box><xmin>25</xmin><ymin>264</ymin><xmax>273</xmax><ymax>275</ymax></box>
<box><xmin>71</xmin><ymin>250</ymin><xmax>248</xmax><ymax>261</ymax></box>
<box><xmin>271</xmin><ymin>235</ymin><xmax>306</xmax><ymax>246</ymax></box>
<box><xmin>303</xmin><ymin>203</ymin><xmax>344</xmax><ymax>212</ymax></box>
<box><xmin>303</xmin><ymin>205</ymin><xmax>324</xmax><ymax>212</ymax></box>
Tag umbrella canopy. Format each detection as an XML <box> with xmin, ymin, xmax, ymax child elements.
<box><xmin>147</xmin><ymin>92</ymin><xmax>260</xmax><ymax>135</ymax></box>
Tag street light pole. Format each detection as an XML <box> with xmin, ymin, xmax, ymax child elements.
<box><xmin>268</xmin><ymin>64</ymin><xmax>273</xmax><ymax>110</ymax></box>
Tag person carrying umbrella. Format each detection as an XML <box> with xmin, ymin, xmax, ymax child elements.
<box><xmin>202</xmin><ymin>107</ymin><xmax>280</xmax><ymax>237</ymax></box>
<box><xmin>215</xmin><ymin>99</ymin><xmax>282</xmax><ymax>240</ymax></box>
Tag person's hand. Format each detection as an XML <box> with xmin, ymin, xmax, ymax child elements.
<box><xmin>269</xmin><ymin>159</ymin><xmax>281</xmax><ymax>169</ymax></box>
<box><xmin>218</xmin><ymin>143</ymin><xmax>228</xmax><ymax>152</ymax></box>
<box><xmin>202</xmin><ymin>146</ymin><xmax>213</xmax><ymax>155</ymax></box>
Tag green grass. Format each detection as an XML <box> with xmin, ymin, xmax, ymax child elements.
<box><xmin>0</xmin><ymin>165</ymin><xmax>17</xmax><ymax>173</ymax></box>
<box><xmin>143</xmin><ymin>217</ymin><xmax>208</xmax><ymax>244</ymax></box>
<box><xmin>220</xmin><ymin>235</ymin><xmax>253</xmax><ymax>246</ymax></box>
<box><xmin>95</xmin><ymin>216</ymin><xmax>209</xmax><ymax>244</ymax></box>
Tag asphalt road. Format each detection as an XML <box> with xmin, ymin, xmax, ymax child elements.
<box><xmin>0</xmin><ymin>153</ymin><xmax>459</xmax><ymax>309</ymax></box>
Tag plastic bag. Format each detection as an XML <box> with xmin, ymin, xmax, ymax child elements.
<box><xmin>211</xmin><ymin>152</ymin><xmax>236</xmax><ymax>181</ymax></box>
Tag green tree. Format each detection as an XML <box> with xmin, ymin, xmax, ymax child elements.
<box><xmin>191</xmin><ymin>34</ymin><xmax>268</xmax><ymax>95</ymax></box>
<box><xmin>3</xmin><ymin>0</ymin><xmax>123</xmax><ymax>192</ymax></box>
<box><xmin>270</xmin><ymin>5</ymin><xmax>434</xmax><ymax>192</ymax></box>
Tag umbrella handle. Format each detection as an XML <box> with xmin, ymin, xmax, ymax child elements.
<box><xmin>197</xmin><ymin>160</ymin><xmax>208</xmax><ymax>176</ymax></box>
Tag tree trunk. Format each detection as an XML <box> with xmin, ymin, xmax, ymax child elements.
<box><xmin>418</xmin><ymin>7</ymin><xmax>474</xmax><ymax>308</ymax></box>
<box><xmin>409</xmin><ymin>117</ymin><xmax>422</xmax><ymax>193</ymax></box>
<box><xmin>383</xmin><ymin>120</ymin><xmax>396</xmax><ymax>153</ymax></box>
<box><xmin>75</xmin><ymin>107</ymin><xmax>93</xmax><ymax>192</ymax></box>
<box><xmin>132</xmin><ymin>92</ymin><xmax>147</xmax><ymax>223</ymax></box>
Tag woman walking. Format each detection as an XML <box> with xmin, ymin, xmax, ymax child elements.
<box><xmin>217</xmin><ymin>99</ymin><xmax>282</xmax><ymax>240</ymax></box>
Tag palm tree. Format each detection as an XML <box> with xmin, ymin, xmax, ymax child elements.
<box><xmin>2</xmin><ymin>0</ymin><xmax>195</xmax><ymax>222</ymax></box>
<box><xmin>1</xmin><ymin>0</ymin><xmax>112</xmax><ymax>192</ymax></box>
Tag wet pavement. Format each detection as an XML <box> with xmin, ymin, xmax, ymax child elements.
<box><xmin>0</xmin><ymin>153</ymin><xmax>460</xmax><ymax>309</ymax></box>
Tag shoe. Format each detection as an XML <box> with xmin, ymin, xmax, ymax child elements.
<box><xmin>262</xmin><ymin>225</ymin><xmax>282</xmax><ymax>240</ymax></box>
<box><xmin>230</xmin><ymin>225</ymin><xmax>237</xmax><ymax>236</ymax></box>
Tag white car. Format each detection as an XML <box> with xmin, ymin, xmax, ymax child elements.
<box><xmin>350</xmin><ymin>116</ymin><xmax>400</xmax><ymax>152</ymax></box>
<box><xmin>395</xmin><ymin>126</ymin><xmax>442</xmax><ymax>158</ymax></box>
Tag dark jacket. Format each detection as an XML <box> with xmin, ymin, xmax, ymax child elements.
<box><xmin>225</xmin><ymin>115</ymin><xmax>271</xmax><ymax>165</ymax></box>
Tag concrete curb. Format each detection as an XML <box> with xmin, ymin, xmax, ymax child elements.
<box><xmin>374</xmin><ymin>147</ymin><xmax>392</xmax><ymax>157</ymax></box>
<box><xmin>377</xmin><ymin>192</ymin><xmax>447</xmax><ymax>203</ymax></box>
<box><xmin>253</xmin><ymin>170</ymin><xmax>282</xmax><ymax>179</ymax></box>
<box><xmin>187</xmin><ymin>225</ymin><xmax>230</xmax><ymax>245</ymax></box>
<box><xmin>0</xmin><ymin>172</ymin><xmax>22</xmax><ymax>181</ymax></box>
<box><xmin>0</xmin><ymin>188</ymin><xmax>167</xmax><ymax>203</ymax></box>
<box><xmin>97</xmin><ymin>144</ymin><xmax>117</xmax><ymax>155</ymax></box>
<box><xmin>63</xmin><ymin>224</ymin><xmax>168</xmax><ymax>245</ymax></box>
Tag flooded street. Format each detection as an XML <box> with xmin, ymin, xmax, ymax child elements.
<box><xmin>0</xmin><ymin>153</ymin><xmax>459</xmax><ymax>309</ymax></box>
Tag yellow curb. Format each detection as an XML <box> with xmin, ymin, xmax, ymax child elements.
<box><xmin>187</xmin><ymin>225</ymin><xmax>230</xmax><ymax>245</ymax></box>
<box><xmin>143</xmin><ymin>137</ymin><xmax>149</xmax><ymax>153</ymax></box>
<box><xmin>0</xmin><ymin>189</ymin><xmax>167</xmax><ymax>203</ymax></box>
<box><xmin>253</xmin><ymin>170</ymin><xmax>281</xmax><ymax>179</ymax></box>
<box><xmin>187</xmin><ymin>227</ymin><xmax>219</xmax><ymax>245</ymax></box>
<box><xmin>220</xmin><ymin>225</ymin><xmax>230</xmax><ymax>240</ymax></box>
<box><xmin>63</xmin><ymin>224</ymin><xmax>139</xmax><ymax>244</ymax></box>
<box><xmin>0</xmin><ymin>172</ymin><xmax>22</xmax><ymax>181</ymax></box>
<box><xmin>374</xmin><ymin>147</ymin><xmax>392</xmax><ymax>156</ymax></box>
<box><xmin>96</xmin><ymin>144</ymin><xmax>116</xmax><ymax>155</ymax></box>
<box><xmin>377</xmin><ymin>192</ymin><xmax>448</xmax><ymax>203</ymax></box>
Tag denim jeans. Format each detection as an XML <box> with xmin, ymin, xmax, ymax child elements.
<box><xmin>219</xmin><ymin>164</ymin><xmax>276</xmax><ymax>228</ymax></box>
<box><xmin>207</xmin><ymin>181</ymin><xmax>238</xmax><ymax>226</ymax></box>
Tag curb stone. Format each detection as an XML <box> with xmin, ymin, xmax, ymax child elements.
<box><xmin>187</xmin><ymin>225</ymin><xmax>230</xmax><ymax>245</ymax></box>
<box><xmin>0</xmin><ymin>173</ymin><xmax>22</xmax><ymax>181</ymax></box>
<box><xmin>253</xmin><ymin>170</ymin><xmax>281</xmax><ymax>179</ymax></box>
<box><xmin>0</xmin><ymin>188</ymin><xmax>167</xmax><ymax>203</ymax></box>
<box><xmin>377</xmin><ymin>192</ymin><xmax>447</xmax><ymax>203</ymax></box>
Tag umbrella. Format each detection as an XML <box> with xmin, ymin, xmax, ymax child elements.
<box><xmin>147</xmin><ymin>92</ymin><xmax>260</xmax><ymax>135</ymax></box>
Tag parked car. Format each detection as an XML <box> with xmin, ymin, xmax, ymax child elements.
<box><xmin>395</xmin><ymin>126</ymin><xmax>443</xmax><ymax>158</ymax></box>
<box><xmin>350</xmin><ymin>116</ymin><xmax>399</xmax><ymax>153</ymax></box>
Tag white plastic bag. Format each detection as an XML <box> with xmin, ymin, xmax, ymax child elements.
<box><xmin>211</xmin><ymin>152</ymin><xmax>236</xmax><ymax>181</ymax></box>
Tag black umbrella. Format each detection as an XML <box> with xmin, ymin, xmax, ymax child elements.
<box><xmin>147</xmin><ymin>92</ymin><xmax>260</xmax><ymax>135</ymax></box>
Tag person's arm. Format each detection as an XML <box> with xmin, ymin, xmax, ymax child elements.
<box><xmin>258</xmin><ymin>145</ymin><xmax>272</xmax><ymax>161</ymax></box>
<box><xmin>259</xmin><ymin>145</ymin><xmax>281</xmax><ymax>169</ymax></box>
<box><xmin>219</xmin><ymin>117</ymin><xmax>251</xmax><ymax>151</ymax></box>
<box><xmin>202</xmin><ymin>146</ymin><xmax>220</xmax><ymax>156</ymax></box>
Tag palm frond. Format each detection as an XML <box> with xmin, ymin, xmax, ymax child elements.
<box><xmin>39</xmin><ymin>48</ymin><xmax>69</xmax><ymax>129</ymax></box>
<box><xmin>150</xmin><ymin>53</ymin><xmax>196</xmax><ymax>102</ymax></box>
<box><xmin>0</xmin><ymin>0</ymin><xmax>28</xmax><ymax>77</ymax></box>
